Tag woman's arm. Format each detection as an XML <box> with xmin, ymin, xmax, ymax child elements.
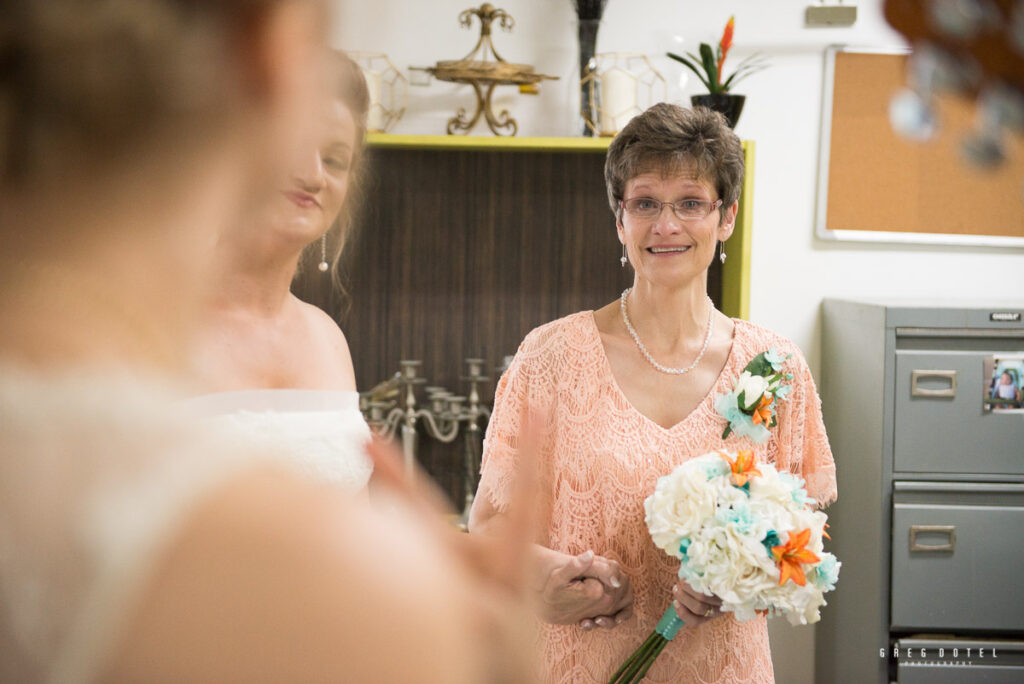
<box><xmin>470</xmin><ymin>490</ymin><xmax>633</xmax><ymax>630</ymax></box>
<box><xmin>470</xmin><ymin>328</ymin><xmax>633</xmax><ymax>630</ymax></box>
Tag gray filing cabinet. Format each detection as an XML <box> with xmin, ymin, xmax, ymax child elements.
<box><xmin>816</xmin><ymin>300</ymin><xmax>1024</xmax><ymax>684</ymax></box>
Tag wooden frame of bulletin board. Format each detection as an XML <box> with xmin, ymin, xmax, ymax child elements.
<box><xmin>815</xmin><ymin>45</ymin><xmax>1024</xmax><ymax>247</ymax></box>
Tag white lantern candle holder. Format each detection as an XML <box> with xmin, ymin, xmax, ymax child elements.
<box><xmin>581</xmin><ymin>52</ymin><xmax>666</xmax><ymax>137</ymax></box>
<box><xmin>348</xmin><ymin>52</ymin><xmax>408</xmax><ymax>133</ymax></box>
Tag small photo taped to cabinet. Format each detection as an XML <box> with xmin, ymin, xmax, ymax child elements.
<box><xmin>984</xmin><ymin>355</ymin><xmax>1024</xmax><ymax>412</ymax></box>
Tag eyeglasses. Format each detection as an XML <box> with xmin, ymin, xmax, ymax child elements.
<box><xmin>621</xmin><ymin>197</ymin><xmax>723</xmax><ymax>221</ymax></box>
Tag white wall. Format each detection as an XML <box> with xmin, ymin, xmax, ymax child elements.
<box><xmin>332</xmin><ymin>2</ymin><xmax>1024</xmax><ymax>681</ymax></box>
<box><xmin>333</xmin><ymin>0</ymin><xmax>1024</xmax><ymax>372</ymax></box>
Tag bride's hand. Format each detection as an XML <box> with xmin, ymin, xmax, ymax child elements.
<box><xmin>365</xmin><ymin>435</ymin><xmax>532</xmax><ymax>592</ymax></box>
<box><xmin>365</xmin><ymin>435</ymin><xmax>537</xmax><ymax>683</ymax></box>
<box><xmin>531</xmin><ymin>546</ymin><xmax>633</xmax><ymax>628</ymax></box>
<box><xmin>671</xmin><ymin>579</ymin><xmax>723</xmax><ymax>627</ymax></box>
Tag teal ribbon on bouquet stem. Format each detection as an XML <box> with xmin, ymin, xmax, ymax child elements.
<box><xmin>608</xmin><ymin>605</ymin><xmax>685</xmax><ymax>683</ymax></box>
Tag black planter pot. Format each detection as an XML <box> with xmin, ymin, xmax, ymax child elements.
<box><xmin>690</xmin><ymin>93</ymin><xmax>746</xmax><ymax>129</ymax></box>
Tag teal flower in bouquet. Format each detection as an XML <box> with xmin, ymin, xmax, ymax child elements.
<box><xmin>810</xmin><ymin>553</ymin><xmax>841</xmax><ymax>592</ymax></box>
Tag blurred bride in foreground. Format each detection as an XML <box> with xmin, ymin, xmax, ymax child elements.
<box><xmin>0</xmin><ymin>1</ymin><xmax>532</xmax><ymax>682</ymax></box>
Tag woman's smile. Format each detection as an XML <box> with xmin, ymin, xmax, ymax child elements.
<box><xmin>282</xmin><ymin>190</ymin><xmax>321</xmax><ymax>210</ymax></box>
<box><xmin>647</xmin><ymin>244</ymin><xmax>693</xmax><ymax>255</ymax></box>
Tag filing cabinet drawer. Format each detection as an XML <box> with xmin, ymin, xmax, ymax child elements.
<box><xmin>894</xmin><ymin>351</ymin><xmax>1024</xmax><ymax>475</ymax></box>
<box><xmin>890</xmin><ymin>483</ymin><xmax>1024</xmax><ymax>631</ymax></box>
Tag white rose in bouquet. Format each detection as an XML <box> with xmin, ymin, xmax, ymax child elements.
<box><xmin>644</xmin><ymin>453</ymin><xmax>724</xmax><ymax>556</ymax></box>
<box><xmin>748</xmin><ymin>463</ymin><xmax>801</xmax><ymax>509</ymax></box>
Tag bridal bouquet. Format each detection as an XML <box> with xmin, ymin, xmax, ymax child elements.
<box><xmin>609</xmin><ymin>450</ymin><xmax>839</xmax><ymax>683</ymax></box>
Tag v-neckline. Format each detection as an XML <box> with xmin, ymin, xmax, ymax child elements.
<box><xmin>585</xmin><ymin>311</ymin><xmax>744</xmax><ymax>433</ymax></box>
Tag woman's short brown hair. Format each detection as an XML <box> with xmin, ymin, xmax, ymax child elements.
<box><xmin>604</xmin><ymin>104</ymin><xmax>744</xmax><ymax>224</ymax></box>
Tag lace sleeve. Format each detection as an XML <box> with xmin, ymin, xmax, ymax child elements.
<box><xmin>478</xmin><ymin>352</ymin><xmax>528</xmax><ymax>513</ymax></box>
<box><xmin>477</xmin><ymin>330</ymin><xmax>556</xmax><ymax>513</ymax></box>
<box><xmin>781</xmin><ymin>352</ymin><xmax>838</xmax><ymax>508</ymax></box>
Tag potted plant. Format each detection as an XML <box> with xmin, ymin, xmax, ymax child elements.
<box><xmin>667</xmin><ymin>16</ymin><xmax>767</xmax><ymax>128</ymax></box>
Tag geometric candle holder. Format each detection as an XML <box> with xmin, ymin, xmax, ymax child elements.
<box><xmin>581</xmin><ymin>52</ymin><xmax>666</xmax><ymax>137</ymax></box>
<box><xmin>348</xmin><ymin>51</ymin><xmax>408</xmax><ymax>133</ymax></box>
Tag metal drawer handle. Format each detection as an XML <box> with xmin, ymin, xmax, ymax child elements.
<box><xmin>910</xmin><ymin>370</ymin><xmax>957</xmax><ymax>398</ymax></box>
<box><xmin>909</xmin><ymin>525</ymin><xmax>956</xmax><ymax>552</ymax></box>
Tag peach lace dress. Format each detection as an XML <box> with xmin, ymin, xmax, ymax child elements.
<box><xmin>477</xmin><ymin>312</ymin><xmax>837</xmax><ymax>684</ymax></box>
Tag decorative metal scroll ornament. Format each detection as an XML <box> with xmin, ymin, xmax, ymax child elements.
<box><xmin>426</xmin><ymin>3</ymin><xmax>557</xmax><ymax>136</ymax></box>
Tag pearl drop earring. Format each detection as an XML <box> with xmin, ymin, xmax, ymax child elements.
<box><xmin>620</xmin><ymin>244</ymin><xmax>628</xmax><ymax>267</ymax></box>
<box><xmin>318</xmin><ymin>234</ymin><xmax>329</xmax><ymax>272</ymax></box>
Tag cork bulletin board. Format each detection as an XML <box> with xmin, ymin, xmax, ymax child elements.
<box><xmin>815</xmin><ymin>46</ymin><xmax>1024</xmax><ymax>247</ymax></box>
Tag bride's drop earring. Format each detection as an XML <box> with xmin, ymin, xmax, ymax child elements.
<box><xmin>620</xmin><ymin>244</ymin><xmax>628</xmax><ymax>268</ymax></box>
<box><xmin>318</xmin><ymin>234</ymin><xmax>329</xmax><ymax>272</ymax></box>
<box><xmin>719</xmin><ymin>239</ymin><xmax>727</xmax><ymax>265</ymax></box>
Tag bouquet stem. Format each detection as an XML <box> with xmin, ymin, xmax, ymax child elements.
<box><xmin>608</xmin><ymin>606</ymin><xmax>684</xmax><ymax>683</ymax></box>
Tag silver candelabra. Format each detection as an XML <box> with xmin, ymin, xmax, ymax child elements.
<box><xmin>360</xmin><ymin>358</ymin><xmax>492</xmax><ymax>521</ymax></box>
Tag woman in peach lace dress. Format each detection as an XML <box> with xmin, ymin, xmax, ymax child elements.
<box><xmin>470</xmin><ymin>104</ymin><xmax>837</xmax><ymax>683</ymax></box>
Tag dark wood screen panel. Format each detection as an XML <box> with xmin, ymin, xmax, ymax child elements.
<box><xmin>295</xmin><ymin>145</ymin><xmax>724</xmax><ymax>502</ymax></box>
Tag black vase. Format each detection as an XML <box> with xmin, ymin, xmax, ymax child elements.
<box><xmin>578</xmin><ymin>18</ymin><xmax>600</xmax><ymax>137</ymax></box>
<box><xmin>690</xmin><ymin>93</ymin><xmax>746</xmax><ymax>129</ymax></box>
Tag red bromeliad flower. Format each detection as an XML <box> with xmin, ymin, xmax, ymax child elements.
<box><xmin>668</xmin><ymin>13</ymin><xmax>767</xmax><ymax>94</ymax></box>
<box><xmin>771</xmin><ymin>528</ymin><xmax>821</xmax><ymax>586</ymax></box>
<box><xmin>717</xmin><ymin>16</ymin><xmax>735</xmax><ymax>82</ymax></box>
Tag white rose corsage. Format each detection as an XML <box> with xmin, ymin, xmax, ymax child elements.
<box><xmin>715</xmin><ymin>348</ymin><xmax>793</xmax><ymax>443</ymax></box>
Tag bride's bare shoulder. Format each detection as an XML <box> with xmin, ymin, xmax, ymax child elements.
<box><xmin>290</xmin><ymin>297</ymin><xmax>356</xmax><ymax>389</ymax></box>
<box><xmin>293</xmin><ymin>297</ymin><xmax>347</xmax><ymax>343</ymax></box>
<box><xmin>103</xmin><ymin>466</ymin><xmax>490</xmax><ymax>684</ymax></box>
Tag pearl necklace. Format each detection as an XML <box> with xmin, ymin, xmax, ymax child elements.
<box><xmin>619</xmin><ymin>288</ymin><xmax>715</xmax><ymax>375</ymax></box>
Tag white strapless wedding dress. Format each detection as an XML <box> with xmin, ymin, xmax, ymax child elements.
<box><xmin>182</xmin><ymin>389</ymin><xmax>373</xmax><ymax>493</ymax></box>
<box><xmin>0</xmin><ymin>365</ymin><xmax>273</xmax><ymax>684</ymax></box>
<box><xmin>1</xmin><ymin>370</ymin><xmax>377</xmax><ymax>683</ymax></box>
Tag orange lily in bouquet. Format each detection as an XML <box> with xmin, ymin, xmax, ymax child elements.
<box><xmin>773</xmin><ymin>529</ymin><xmax>821</xmax><ymax>586</ymax></box>
<box><xmin>724</xmin><ymin>448</ymin><xmax>761</xmax><ymax>487</ymax></box>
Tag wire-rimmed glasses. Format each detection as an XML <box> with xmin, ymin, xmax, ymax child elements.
<box><xmin>621</xmin><ymin>197</ymin><xmax>723</xmax><ymax>221</ymax></box>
